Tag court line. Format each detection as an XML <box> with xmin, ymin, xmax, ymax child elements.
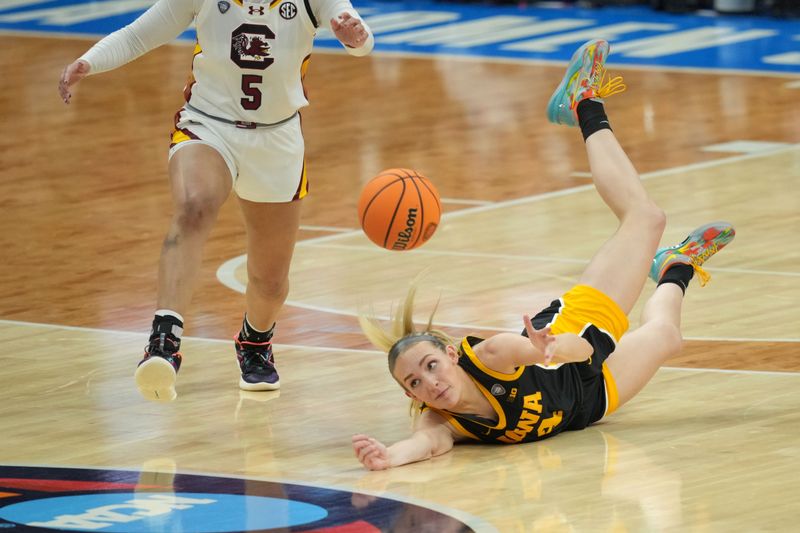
<box><xmin>1</xmin><ymin>319</ymin><xmax>797</xmax><ymax>370</ymax></box>
<box><xmin>295</xmin><ymin>242</ymin><xmax>799</xmax><ymax>279</ymax></box>
<box><xmin>441</xmin><ymin>197</ymin><xmax>494</xmax><ymax>205</ymax></box>
<box><xmin>655</xmin><ymin>366</ymin><xmax>800</xmax><ymax>377</ymax></box>
<box><xmin>4</xmin><ymin>28</ymin><xmax>800</xmax><ymax>79</ymax></box>
<box><xmin>0</xmin><ymin>319</ymin><xmax>380</xmax><ymax>355</ymax></box>
<box><xmin>299</xmin><ymin>224</ymin><xmax>352</xmax><ymax>233</ymax></box>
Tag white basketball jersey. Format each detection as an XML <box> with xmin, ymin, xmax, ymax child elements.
<box><xmin>188</xmin><ymin>0</ymin><xmax>317</xmax><ymax>123</ymax></box>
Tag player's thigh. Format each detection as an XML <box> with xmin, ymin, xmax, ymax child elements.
<box><xmin>234</xmin><ymin>115</ymin><xmax>306</xmax><ymax>203</ymax></box>
<box><xmin>168</xmin><ymin>113</ymin><xmax>235</xmax><ymax>209</ymax></box>
<box><xmin>605</xmin><ymin>321</ymin><xmax>681</xmax><ymax>407</ymax></box>
<box><xmin>168</xmin><ymin>144</ymin><xmax>233</xmax><ymax>209</ymax></box>
<box><xmin>578</xmin><ymin>211</ymin><xmax>665</xmax><ymax>315</ymax></box>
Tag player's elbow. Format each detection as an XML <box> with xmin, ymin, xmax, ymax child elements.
<box><xmin>420</xmin><ymin>428</ymin><xmax>454</xmax><ymax>457</ymax></box>
<box><xmin>557</xmin><ymin>334</ymin><xmax>594</xmax><ymax>363</ymax></box>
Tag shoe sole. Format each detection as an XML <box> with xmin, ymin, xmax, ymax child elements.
<box><xmin>239</xmin><ymin>377</ymin><xmax>280</xmax><ymax>391</ymax></box>
<box><xmin>135</xmin><ymin>358</ymin><xmax>178</xmax><ymax>402</ymax></box>
<box><xmin>546</xmin><ymin>39</ymin><xmax>608</xmax><ymax>125</ymax></box>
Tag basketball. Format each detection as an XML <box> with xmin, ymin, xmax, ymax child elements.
<box><xmin>358</xmin><ymin>168</ymin><xmax>441</xmax><ymax>251</ymax></box>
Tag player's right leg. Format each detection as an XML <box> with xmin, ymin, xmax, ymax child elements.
<box><xmin>135</xmin><ymin>136</ymin><xmax>232</xmax><ymax>402</ymax></box>
<box><xmin>547</xmin><ymin>39</ymin><xmax>664</xmax><ymax>315</ymax></box>
<box><xmin>606</xmin><ymin>222</ymin><xmax>735</xmax><ymax>407</ymax></box>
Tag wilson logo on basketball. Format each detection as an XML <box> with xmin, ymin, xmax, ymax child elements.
<box><xmin>393</xmin><ymin>208</ymin><xmax>417</xmax><ymax>250</ymax></box>
<box><xmin>358</xmin><ymin>168</ymin><xmax>441</xmax><ymax>251</ymax></box>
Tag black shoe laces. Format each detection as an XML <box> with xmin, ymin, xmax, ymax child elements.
<box><xmin>240</xmin><ymin>345</ymin><xmax>274</xmax><ymax>374</ymax></box>
<box><xmin>145</xmin><ymin>333</ymin><xmax>179</xmax><ymax>358</ymax></box>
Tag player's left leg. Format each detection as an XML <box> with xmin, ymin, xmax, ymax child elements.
<box><xmin>234</xmin><ymin>198</ymin><xmax>302</xmax><ymax>391</ymax></box>
<box><xmin>548</xmin><ymin>40</ymin><xmax>664</xmax><ymax>316</ymax></box>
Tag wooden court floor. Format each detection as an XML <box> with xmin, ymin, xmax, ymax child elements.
<box><xmin>1</xmin><ymin>32</ymin><xmax>799</xmax><ymax>531</ymax></box>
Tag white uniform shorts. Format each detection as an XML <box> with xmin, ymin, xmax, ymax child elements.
<box><xmin>169</xmin><ymin>106</ymin><xmax>308</xmax><ymax>203</ymax></box>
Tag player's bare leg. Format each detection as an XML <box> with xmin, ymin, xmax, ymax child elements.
<box><xmin>547</xmin><ymin>39</ymin><xmax>664</xmax><ymax>315</ymax></box>
<box><xmin>607</xmin><ymin>222</ymin><xmax>735</xmax><ymax>406</ymax></box>
<box><xmin>135</xmin><ymin>144</ymin><xmax>231</xmax><ymax>402</ymax></box>
<box><xmin>233</xmin><ymin>198</ymin><xmax>302</xmax><ymax>391</ymax></box>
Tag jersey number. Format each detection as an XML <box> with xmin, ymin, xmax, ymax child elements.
<box><xmin>241</xmin><ymin>75</ymin><xmax>263</xmax><ymax>110</ymax></box>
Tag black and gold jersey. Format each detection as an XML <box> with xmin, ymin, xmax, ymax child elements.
<box><xmin>425</xmin><ymin>285</ymin><xmax>629</xmax><ymax>444</ymax></box>
<box><xmin>426</xmin><ymin>335</ymin><xmax>584</xmax><ymax>444</ymax></box>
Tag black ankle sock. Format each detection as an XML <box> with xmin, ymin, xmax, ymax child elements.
<box><xmin>240</xmin><ymin>316</ymin><xmax>275</xmax><ymax>343</ymax></box>
<box><xmin>577</xmin><ymin>99</ymin><xmax>612</xmax><ymax>141</ymax></box>
<box><xmin>150</xmin><ymin>314</ymin><xmax>183</xmax><ymax>350</ymax></box>
<box><xmin>657</xmin><ymin>264</ymin><xmax>694</xmax><ymax>295</ymax></box>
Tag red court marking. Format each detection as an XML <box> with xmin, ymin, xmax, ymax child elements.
<box><xmin>0</xmin><ymin>478</ymin><xmax>163</xmax><ymax>492</ymax></box>
<box><xmin>306</xmin><ymin>521</ymin><xmax>381</xmax><ymax>533</ymax></box>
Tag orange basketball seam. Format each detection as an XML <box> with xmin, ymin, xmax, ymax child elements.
<box><xmin>408</xmin><ymin>176</ymin><xmax>424</xmax><ymax>250</ymax></box>
<box><xmin>360</xmin><ymin>178</ymin><xmax>403</xmax><ymax>228</ymax></box>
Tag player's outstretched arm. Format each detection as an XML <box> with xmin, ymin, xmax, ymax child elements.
<box><xmin>477</xmin><ymin>323</ymin><xmax>593</xmax><ymax>369</ymax></box>
<box><xmin>57</xmin><ymin>0</ymin><xmax>195</xmax><ymax>104</ymax></box>
<box><xmin>352</xmin><ymin>412</ymin><xmax>455</xmax><ymax>470</ymax></box>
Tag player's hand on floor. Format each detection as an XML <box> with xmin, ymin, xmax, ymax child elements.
<box><xmin>352</xmin><ymin>434</ymin><xmax>391</xmax><ymax>470</ymax></box>
<box><xmin>331</xmin><ymin>13</ymin><xmax>368</xmax><ymax>48</ymax></box>
<box><xmin>59</xmin><ymin>60</ymin><xmax>90</xmax><ymax>104</ymax></box>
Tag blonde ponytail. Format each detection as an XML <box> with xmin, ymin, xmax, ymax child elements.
<box><xmin>358</xmin><ymin>276</ymin><xmax>455</xmax><ymax>419</ymax></box>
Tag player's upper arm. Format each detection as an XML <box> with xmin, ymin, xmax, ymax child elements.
<box><xmin>80</xmin><ymin>0</ymin><xmax>196</xmax><ymax>74</ymax></box>
<box><xmin>473</xmin><ymin>333</ymin><xmax>540</xmax><ymax>372</ymax></box>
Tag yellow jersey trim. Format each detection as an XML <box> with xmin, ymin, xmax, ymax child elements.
<box><xmin>436</xmin><ymin>411</ymin><xmax>481</xmax><ymax>441</ymax></box>
<box><xmin>171</xmin><ymin>129</ymin><xmax>192</xmax><ymax>145</ymax></box>
<box><xmin>461</xmin><ymin>374</ymin><xmax>508</xmax><ymax>431</ymax></box>
<box><xmin>460</xmin><ymin>337</ymin><xmax>525</xmax><ymax>381</ymax></box>
<box><xmin>296</xmin><ymin>160</ymin><xmax>308</xmax><ymax>199</ymax></box>
<box><xmin>601</xmin><ymin>363</ymin><xmax>620</xmax><ymax>415</ymax></box>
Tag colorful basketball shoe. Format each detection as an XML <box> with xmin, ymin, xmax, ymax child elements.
<box><xmin>235</xmin><ymin>336</ymin><xmax>280</xmax><ymax>391</ymax></box>
<box><xmin>650</xmin><ymin>222</ymin><xmax>736</xmax><ymax>287</ymax></box>
<box><xmin>135</xmin><ymin>335</ymin><xmax>182</xmax><ymax>402</ymax></box>
<box><xmin>546</xmin><ymin>39</ymin><xmax>626</xmax><ymax>127</ymax></box>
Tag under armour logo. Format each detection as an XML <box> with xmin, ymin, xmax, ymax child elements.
<box><xmin>249</xmin><ymin>5</ymin><xmax>265</xmax><ymax>15</ymax></box>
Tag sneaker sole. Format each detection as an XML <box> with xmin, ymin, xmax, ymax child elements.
<box><xmin>135</xmin><ymin>358</ymin><xmax>178</xmax><ymax>402</ymax></box>
<box><xmin>239</xmin><ymin>377</ymin><xmax>280</xmax><ymax>391</ymax></box>
<box><xmin>546</xmin><ymin>39</ymin><xmax>608</xmax><ymax>125</ymax></box>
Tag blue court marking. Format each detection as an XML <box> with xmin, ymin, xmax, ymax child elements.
<box><xmin>0</xmin><ymin>0</ymin><xmax>798</xmax><ymax>73</ymax></box>
<box><xmin>0</xmin><ymin>493</ymin><xmax>327</xmax><ymax>532</ymax></box>
<box><xmin>0</xmin><ymin>465</ymin><xmax>491</xmax><ymax>532</ymax></box>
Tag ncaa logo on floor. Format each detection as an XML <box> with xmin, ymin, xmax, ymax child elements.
<box><xmin>0</xmin><ymin>465</ymin><xmax>482</xmax><ymax>532</ymax></box>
